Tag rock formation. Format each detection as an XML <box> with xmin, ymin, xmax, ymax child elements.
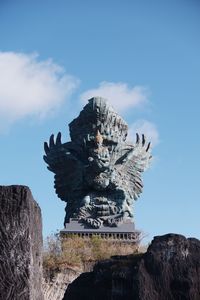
<box><xmin>0</xmin><ymin>185</ymin><xmax>43</xmax><ymax>300</ymax></box>
<box><xmin>43</xmin><ymin>268</ymin><xmax>81</xmax><ymax>300</ymax></box>
<box><xmin>63</xmin><ymin>234</ymin><xmax>200</xmax><ymax>300</ymax></box>
<box><xmin>43</xmin><ymin>259</ymin><xmax>95</xmax><ymax>300</ymax></box>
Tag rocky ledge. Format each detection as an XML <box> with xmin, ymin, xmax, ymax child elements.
<box><xmin>63</xmin><ymin>233</ymin><xmax>200</xmax><ymax>300</ymax></box>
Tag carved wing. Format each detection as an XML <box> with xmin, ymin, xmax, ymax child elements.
<box><xmin>43</xmin><ymin>132</ymin><xmax>83</xmax><ymax>202</ymax></box>
<box><xmin>115</xmin><ymin>133</ymin><xmax>152</xmax><ymax>200</ymax></box>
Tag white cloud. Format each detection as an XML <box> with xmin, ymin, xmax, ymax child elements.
<box><xmin>80</xmin><ymin>81</ymin><xmax>149</xmax><ymax>112</ymax></box>
<box><xmin>0</xmin><ymin>52</ymin><xmax>79</xmax><ymax>130</ymax></box>
<box><xmin>128</xmin><ymin>120</ymin><xmax>159</xmax><ymax>147</ymax></box>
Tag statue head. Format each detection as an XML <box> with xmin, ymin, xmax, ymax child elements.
<box><xmin>69</xmin><ymin>97</ymin><xmax>128</xmax><ymax>147</ymax></box>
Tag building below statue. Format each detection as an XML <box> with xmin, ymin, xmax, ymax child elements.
<box><xmin>60</xmin><ymin>218</ymin><xmax>140</xmax><ymax>243</ymax></box>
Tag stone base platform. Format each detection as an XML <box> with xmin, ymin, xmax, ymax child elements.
<box><xmin>60</xmin><ymin>219</ymin><xmax>140</xmax><ymax>243</ymax></box>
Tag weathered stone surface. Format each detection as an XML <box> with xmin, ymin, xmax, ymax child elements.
<box><xmin>43</xmin><ymin>268</ymin><xmax>81</xmax><ymax>300</ymax></box>
<box><xmin>0</xmin><ymin>185</ymin><xmax>43</xmax><ymax>300</ymax></box>
<box><xmin>44</xmin><ymin>97</ymin><xmax>152</xmax><ymax>229</ymax></box>
<box><xmin>63</xmin><ymin>234</ymin><xmax>200</xmax><ymax>300</ymax></box>
<box><xmin>43</xmin><ymin>261</ymin><xmax>95</xmax><ymax>300</ymax></box>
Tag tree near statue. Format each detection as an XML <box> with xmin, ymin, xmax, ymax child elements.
<box><xmin>43</xmin><ymin>97</ymin><xmax>152</xmax><ymax>229</ymax></box>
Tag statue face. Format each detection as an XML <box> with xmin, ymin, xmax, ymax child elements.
<box><xmin>88</xmin><ymin>139</ymin><xmax>111</xmax><ymax>171</ymax></box>
<box><xmin>84</xmin><ymin>135</ymin><xmax>118</xmax><ymax>190</ymax></box>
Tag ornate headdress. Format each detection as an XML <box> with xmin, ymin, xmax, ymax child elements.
<box><xmin>69</xmin><ymin>97</ymin><xmax>128</xmax><ymax>145</ymax></box>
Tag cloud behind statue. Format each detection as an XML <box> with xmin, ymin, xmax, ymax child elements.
<box><xmin>0</xmin><ymin>52</ymin><xmax>79</xmax><ymax>131</ymax></box>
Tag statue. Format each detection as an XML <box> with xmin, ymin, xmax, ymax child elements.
<box><xmin>44</xmin><ymin>97</ymin><xmax>152</xmax><ymax>229</ymax></box>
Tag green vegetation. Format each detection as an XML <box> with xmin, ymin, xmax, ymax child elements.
<box><xmin>43</xmin><ymin>233</ymin><xmax>142</xmax><ymax>276</ymax></box>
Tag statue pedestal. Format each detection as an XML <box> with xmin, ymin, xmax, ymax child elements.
<box><xmin>60</xmin><ymin>218</ymin><xmax>140</xmax><ymax>243</ymax></box>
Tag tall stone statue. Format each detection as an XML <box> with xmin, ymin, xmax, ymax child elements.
<box><xmin>44</xmin><ymin>97</ymin><xmax>152</xmax><ymax>229</ymax></box>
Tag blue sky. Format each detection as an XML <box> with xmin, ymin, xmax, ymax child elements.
<box><xmin>0</xmin><ymin>0</ymin><xmax>200</xmax><ymax>243</ymax></box>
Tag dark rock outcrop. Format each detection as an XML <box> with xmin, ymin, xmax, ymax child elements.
<box><xmin>0</xmin><ymin>185</ymin><xmax>43</xmax><ymax>300</ymax></box>
<box><xmin>63</xmin><ymin>234</ymin><xmax>200</xmax><ymax>300</ymax></box>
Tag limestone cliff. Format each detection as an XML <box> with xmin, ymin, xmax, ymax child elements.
<box><xmin>43</xmin><ymin>260</ymin><xmax>96</xmax><ymax>300</ymax></box>
<box><xmin>43</xmin><ymin>268</ymin><xmax>81</xmax><ymax>300</ymax></box>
